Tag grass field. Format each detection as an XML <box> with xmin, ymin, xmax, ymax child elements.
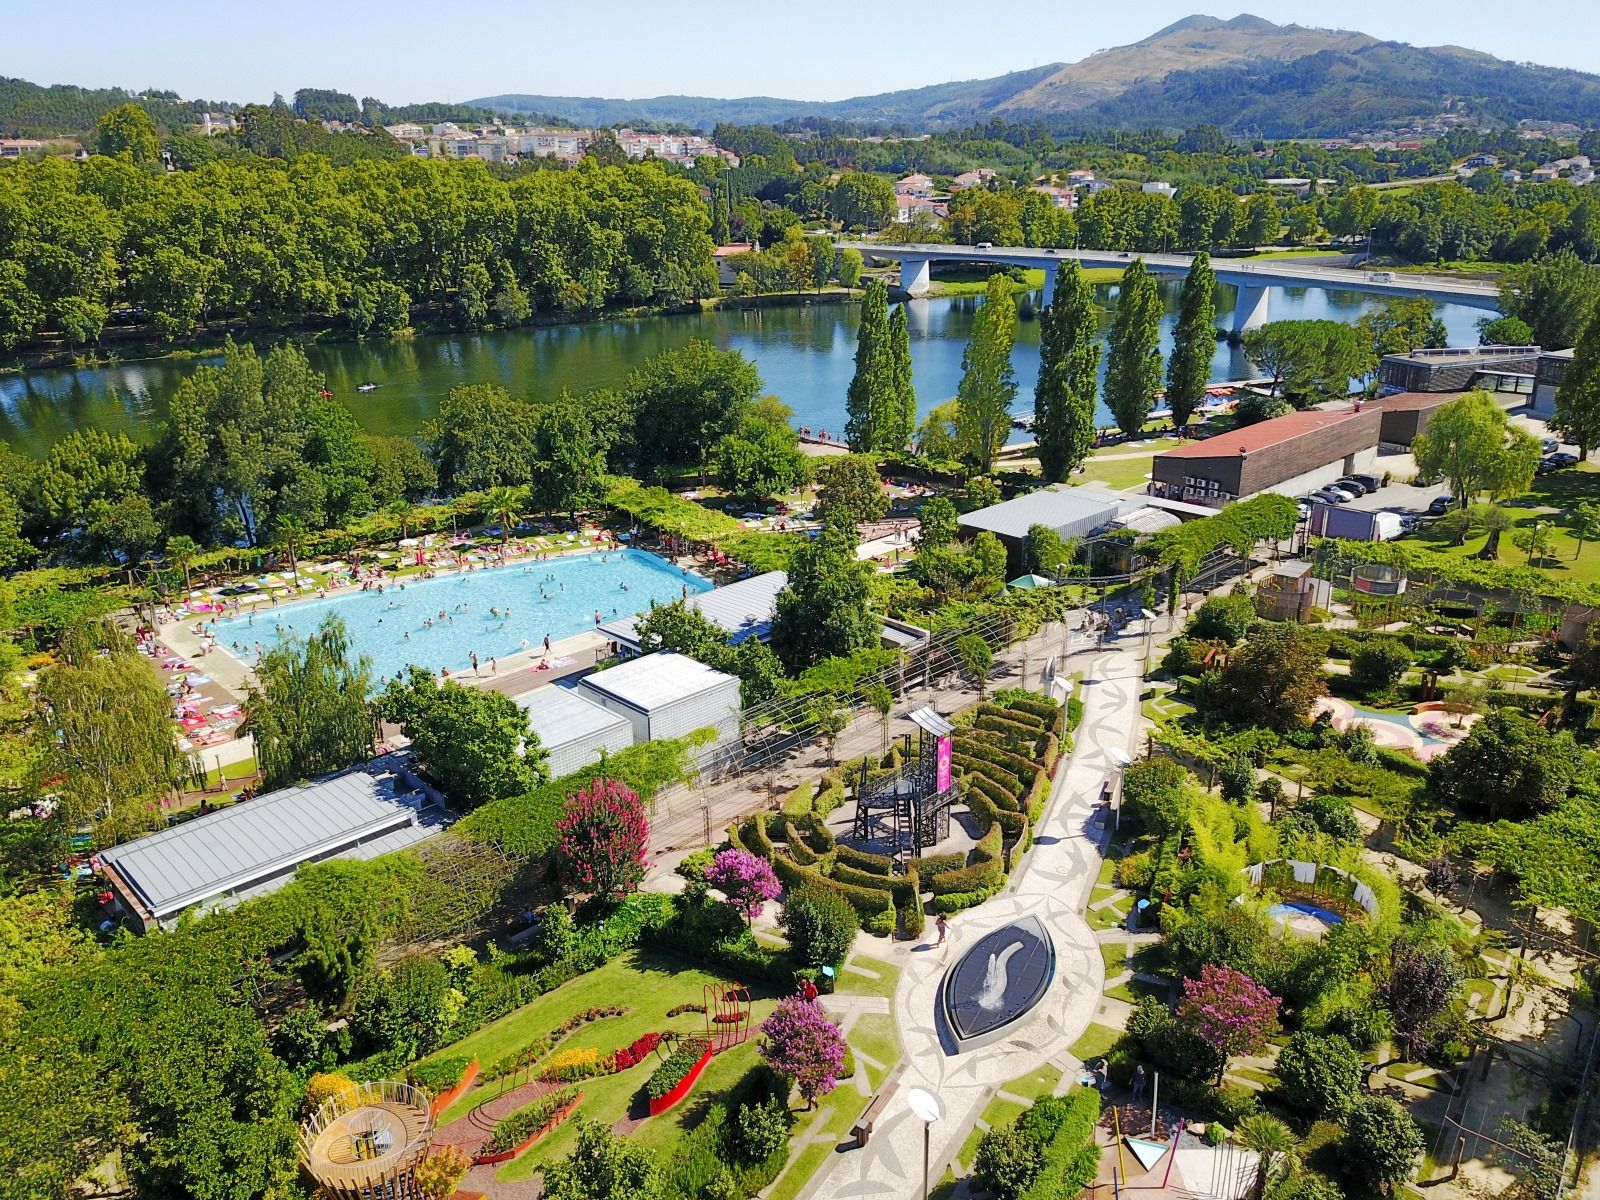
<box><xmin>1397</xmin><ymin>463</ymin><xmax>1600</xmax><ymax>587</ymax></box>
<box><xmin>927</xmin><ymin>265</ymin><xmax>1124</xmax><ymax>296</ymax></box>
<box><xmin>1069</xmin><ymin>1022</ymin><xmax>1123</xmax><ymax>1063</ymax></box>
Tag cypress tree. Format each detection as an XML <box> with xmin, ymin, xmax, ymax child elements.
<box><xmin>885</xmin><ymin>303</ymin><xmax>917</xmax><ymax>451</ymax></box>
<box><xmin>1105</xmin><ymin>259</ymin><xmax>1164</xmax><ymax>439</ymax></box>
<box><xmin>846</xmin><ymin>280</ymin><xmax>891</xmax><ymax>450</ymax></box>
<box><xmin>1167</xmin><ymin>252</ymin><xmax>1215</xmax><ymax>429</ymax></box>
<box><xmin>1034</xmin><ymin>262</ymin><xmax>1101</xmax><ymax>482</ymax></box>
<box><xmin>955</xmin><ymin>275</ymin><xmax>1019</xmax><ymax>476</ymax></box>
<box><xmin>710</xmin><ymin>181</ymin><xmax>731</xmax><ymax>245</ymax></box>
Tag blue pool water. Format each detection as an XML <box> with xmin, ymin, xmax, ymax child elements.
<box><xmin>214</xmin><ymin>549</ymin><xmax>711</xmax><ymax>683</ymax></box>
<box><xmin>1267</xmin><ymin>901</ymin><xmax>1343</xmax><ymax>928</ymax></box>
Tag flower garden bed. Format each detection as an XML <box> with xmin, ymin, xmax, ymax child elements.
<box><xmin>646</xmin><ymin>1037</ymin><xmax>714</xmax><ymax>1116</ymax></box>
<box><xmin>473</xmin><ymin>1087</ymin><xmax>582</xmax><ymax>1165</ymax></box>
<box><xmin>410</xmin><ymin>1056</ymin><xmax>479</xmax><ymax>1118</ymax></box>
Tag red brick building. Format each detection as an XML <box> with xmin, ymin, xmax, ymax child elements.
<box><xmin>1149</xmin><ymin>406</ymin><xmax>1382</xmax><ymax>507</ymax></box>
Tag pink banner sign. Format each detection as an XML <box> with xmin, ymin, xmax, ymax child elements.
<box><xmin>936</xmin><ymin>735</ymin><xmax>952</xmax><ymax>792</ymax></box>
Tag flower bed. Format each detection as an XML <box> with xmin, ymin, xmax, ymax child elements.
<box><xmin>612</xmin><ymin>1032</ymin><xmax>661</xmax><ymax>1071</ymax></box>
<box><xmin>411</xmin><ymin>1056</ymin><xmax>479</xmax><ymax>1118</ymax></box>
<box><xmin>646</xmin><ymin>1037</ymin><xmax>713</xmax><ymax>1116</ymax></box>
<box><xmin>474</xmin><ymin>1087</ymin><xmax>581</xmax><ymax>1165</ymax></box>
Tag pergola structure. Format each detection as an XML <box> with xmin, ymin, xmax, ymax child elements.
<box><xmin>850</xmin><ymin>706</ymin><xmax>958</xmax><ymax>858</ymax></box>
<box><xmin>300</xmin><ymin>1080</ymin><xmax>436</xmax><ymax>1199</ymax></box>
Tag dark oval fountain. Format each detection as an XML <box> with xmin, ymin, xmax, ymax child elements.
<box><xmin>940</xmin><ymin>915</ymin><xmax>1056</xmax><ymax>1050</ymax></box>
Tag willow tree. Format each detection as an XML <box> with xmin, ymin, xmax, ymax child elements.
<box><xmin>1034</xmin><ymin>262</ymin><xmax>1101</xmax><ymax>482</ymax></box>
<box><xmin>1166</xmin><ymin>252</ymin><xmax>1215</xmax><ymax>429</ymax></box>
<box><xmin>1105</xmin><ymin>259</ymin><xmax>1164</xmax><ymax>438</ymax></box>
<box><xmin>955</xmin><ymin>275</ymin><xmax>1018</xmax><ymax>476</ymax></box>
<box><xmin>246</xmin><ymin>615</ymin><xmax>374</xmax><ymax>790</ymax></box>
<box><xmin>38</xmin><ymin>621</ymin><xmax>187</xmax><ymax>837</ymax></box>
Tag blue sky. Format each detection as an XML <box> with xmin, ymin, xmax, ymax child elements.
<box><xmin>4</xmin><ymin>1</ymin><xmax>1597</xmax><ymax>105</ymax></box>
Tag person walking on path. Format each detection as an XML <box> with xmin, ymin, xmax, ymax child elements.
<box><xmin>1131</xmin><ymin>1064</ymin><xmax>1147</xmax><ymax>1103</ymax></box>
<box><xmin>935</xmin><ymin>912</ymin><xmax>948</xmax><ymax>947</ymax></box>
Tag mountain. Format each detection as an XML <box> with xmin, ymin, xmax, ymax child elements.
<box><xmin>468</xmin><ymin>13</ymin><xmax>1600</xmax><ymax>135</ymax></box>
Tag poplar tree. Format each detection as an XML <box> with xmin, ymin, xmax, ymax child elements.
<box><xmin>1554</xmin><ymin>305</ymin><xmax>1600</xmax><ymax>460</ymax></box>
<box><xmin>955</xmin><ymin>275</ymin><xmax>1018</xmax><ymax>476</ymax></box>
<box><xmin>1034</xmin><ymin>262</ymin><xmax>1101</xmax><ymax>482</ymax></box>
<box><xmin>845</xmin><ymin>280</ymin><xmax>892</xmax><ymax>450</ymax></box>
<box><xmin>246</xmin><ymin>615</ymin><xmax>375</xmax><ymax>790</ymax></box>
<box><xmin>1167</xmin><ymin>252</ymin><xmax>1215</xmax><ymax>429</ymax></box>
<box><xmin>1105</xmin><ymin>259</ymin><xmax>1164</xmax><ymax>438</ymax></box>
<box><xmin>885</xmin><ymin>304</ymin><xmax>917</xmax><ymax>451</ymax></box>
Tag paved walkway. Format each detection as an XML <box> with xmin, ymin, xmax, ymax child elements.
<box><xmin>800</xmin><ymin>636</ymin><xmax>1150</xmax><ymax>1200</ymax></box>
<box><xmin>432</xmin><ymin>1075</ymin><xmax>562</xmax><ymax>1199</ymax></box>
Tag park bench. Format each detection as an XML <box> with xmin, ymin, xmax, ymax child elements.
<box><xmin>853</xmin><ymin>1082</ymin><xmax>900</xmax><ymax>1147</ymax></box>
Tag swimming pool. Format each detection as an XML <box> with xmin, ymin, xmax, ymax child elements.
<box><xmin>214</xmin><ymin>549</ymin><xmax>712</xmax><ymax>683</ymax></box>
<box><xmin>1267</xmin><ymin>901</ymin><xmax>1344</xmax><ymax>927</ymax></box>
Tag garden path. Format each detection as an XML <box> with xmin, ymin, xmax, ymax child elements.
<box><xmin>432</xmin><ymin>1076</ymin><xmax>561</xmax><ymax>1198</ymax></box>
<box><xmin>801</xmin><ymin>632</ymin><xmax>1154</xmax><ymax>1200</ymax></box>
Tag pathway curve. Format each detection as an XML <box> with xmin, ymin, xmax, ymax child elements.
<box><xmin>801</xmin><ymin>638</ymin><xmax>1149</xmax><ymax>1200</ymax></box>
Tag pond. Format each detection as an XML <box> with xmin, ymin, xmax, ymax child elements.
<box><xmin>0</xmin><ymin>282</ymin><xmax>1492</xmax><ymax>458</ymax></box>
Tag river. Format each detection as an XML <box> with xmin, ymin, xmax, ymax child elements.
<box><xmin>0</xmin><ymin>281</ymin><xmax>1491</xmax><ymax>458</ymax></box>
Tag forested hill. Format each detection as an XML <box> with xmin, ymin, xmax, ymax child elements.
<box><xmin>469</xmin><ymin>15</ymin><xmax>1600</xmax><ymax>135</ymax></box>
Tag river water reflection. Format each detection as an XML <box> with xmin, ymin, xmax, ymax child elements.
<box><xmin>0</xmin><ymin>281</ymin><xmax>1490</xmax><ymax>457</ymax></box>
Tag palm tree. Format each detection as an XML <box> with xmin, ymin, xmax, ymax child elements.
<box><xmin>386</xmin><ymin>498</ymin><xmax>414</xmax><ymax>541</ymax></box>
<box><xmin>1237</xmin><ymin>1114</ymin><xmax>1298</xmax><ymax>1200</ymax></box>
<box><xmin>273</xmin><ymin>516</ymin><xmax>307</xmax><ymax>589</ymax></box>
<box><xmin>483</xmin><ymin>486</ymin><xmax>525</xmax><ymax>547</ymax></box>
<box><xmin>165</xmin><ymin>534</ymin><xmax>200</xmax><ymax>593</ymax></box>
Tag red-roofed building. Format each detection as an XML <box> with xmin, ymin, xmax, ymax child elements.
<box><xmin>1149</xmin><ymin>405</ymin><xmax>1382</xmax><ymax>507</ymax></box>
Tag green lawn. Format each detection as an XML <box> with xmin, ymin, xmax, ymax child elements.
<box><xmin>1106</xmin><ymin>977</ymin><xmax>1168</xmax><ymax>1005</ymax></box>
<box><xmin>848</xmin><ymin>1012</ymin><xmax>902</xmax><ymax>1090</ymax></box>
<box><xmin>1101</xmin><ymin>941</ymin><xmax>1128</xmax><ymax>975</ymax></box>
<box><xmin>1069</xmin><ymin>1022</ymin><xmax>1123</xmax><ymax>1063</ymax></box>
<box><xmin>835</xmin><ymin>954</ymin><xmax>902</xmax><ymax>1000</ymax></box>
<box><xmin>1088</xmin><ymin>894</ymin><xmax>1132</xmax><ymax>931</ymax></box>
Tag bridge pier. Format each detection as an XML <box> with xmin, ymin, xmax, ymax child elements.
<box><xmin>899</xmin><ymin>256</ymin><xmax>932</xmax><ymax>297</ymax></box>
<box><xmin>1042</xmin><ymin>262</ymin><xmax>1059</xmax><ymax>306</ymax></box>
<box><xmin>1231</xmin><ymin>284</ymin><xmax>1270</xmax><ymax>334</ymax></box>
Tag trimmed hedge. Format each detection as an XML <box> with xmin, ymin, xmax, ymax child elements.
<box><xmin>409</xmin><ymin>1055</ymin><xmax>470</xmax><ymax>1093</ymax></box>
<box><xmin>831</xmin><ymin>859</ymin><xmax>916</xmax><ymax>906</ymax></box>
<box><xmin>1018</xmin><ymin>1088</ymin><xmax>1103</xmax><ymax>1200</ymax></box>
<box><xmin>834</xmin><ymin>844</ymin><xmax>894</xmax><ymax>876</ymax></box>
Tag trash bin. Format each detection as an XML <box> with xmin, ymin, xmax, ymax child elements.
<box><xmin>819</xmin><ymin>965</ymin><xmax>836</xmax><ymax>995</ymax></box>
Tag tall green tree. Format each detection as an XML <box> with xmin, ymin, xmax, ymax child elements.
<box><xmin>379</xmin><ymin>668</ymin><xmax>547</xmax><ymax>809</ymax></box>
<box><xmin>1166</xmin><ymin>252</ymin><xmax>1216</xmax><ymax>429</ymax></box>
<box><xmin>713</xmin><ymin>400</ymin><xmax>809</xmax><ymax>499</ymax></box>
<box><xmin>1242</xmin><ymin>319</ymin><xmax>1375</xmax><ymax>404</ymax></box>
<box><xmin>1104</xmin><ymin>259</ymin><xmax>1164</xmax><ymax>438</ymax></box>
<box><xmin>1501</xmin><ymin>250</ymin><xmax>1600</xmax><ymax>349</ymax></box>
<box><xmin>246</xmin><ymin>615</ymin><xmax>374</xmax><ymax>791</ymax></box>
<box><xmin>1358</xmin><ymin>296</ymin><xmax>1447</xmax><ymax>362</ymax></box>
<box><xmin>37</xmin><ymin>622</ymin><xmax>187</xmax><ymax>839</ymax></box>
<box><xmin>1413</xmin><ymin>391</ymin><xmax>1541</xmax><ymax>507</ymax></box>
<box><xmin>769</xmin><ymin>520</ymin><xmax>877</xmax><ymax>670</ymax></box>
<box><xmin>955</xmin><ymin>274</ymin><xmax>1018</xmax><ymax>475</ymax></box>
<box><xmin>93</xmin><ymin>103</ymin><xmax>160</xmax><ymax>165</ymax></box>
<box><xmin>623</xmin><ymin>338</ymin><xmax>760</xmax><ymax>479</ymax></box>
<box><xmin>1554</xmin><ymin>306</ymin><xmax>1600</xmax><ymax>459</ymax></box>
<box><xmin>815</xmin><ymin>455</ymin><xmax>888</xmax><ymax>527</ymax></box>
<box><xmin>1034</xmin><ymin>261</ymin><xmax>1101</xmax><ymax>481</ymax></box>
<box><xmin>845</xmin><ymin>279</ymin><xmax>893</xmax><ymax>450</ymax></box>
<box><xmin>885</xmin><ymin>303</ymin><xmax>917</xmax><ymax>451</ymax></box>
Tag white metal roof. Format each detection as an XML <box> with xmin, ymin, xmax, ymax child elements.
<box><xmin>598</xmin><ymin>571</ymin><xmax>788</xmax><ymax>651</ymax></box>
<box><xmin>578</xmin><ymin>652</ymin><xmax>739</xmax><ymax>713</ymax></box>
<box><xmin>100</xmin><ymin>757</ymin><xmax>442</xmax><ymax>921</ymax></box>
<box><xmin>512</xmin><ymin>682</ymin><xmax>631</xmax><ymax>747</ymax></box>
<box><xmin>956</xmin><ymin>486</ymin><xmax>1128</xmax><ymax>540</ymax></box>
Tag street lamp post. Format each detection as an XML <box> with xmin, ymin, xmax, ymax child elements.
<box><xmin>907</xmin><ymin>1088</ymin><xmax>943</xmax><ymax>1200</ymax></box>
<box><xmin>1107</xmin><ymin>745</ymin><xmax>1133</xmax><ymax>830</ymax></box>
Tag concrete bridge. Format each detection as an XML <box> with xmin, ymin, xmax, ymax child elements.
<box><xmin>838</xmin><ymin>241</ymin><xmax>1502</xmax><ymax>334</ymax></box>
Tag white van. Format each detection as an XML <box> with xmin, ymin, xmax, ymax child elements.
<box><xmin>1369</xmin><ymin>270</ymin><xmax>1394</xmax><ymax>283</ymax></box>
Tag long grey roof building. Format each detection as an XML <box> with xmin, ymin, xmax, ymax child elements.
<box><xmin>99</xmin><ymin>754</ymin><xmax>447</xmax><ymax>932</ymax></box>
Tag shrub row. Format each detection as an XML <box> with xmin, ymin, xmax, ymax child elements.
<box><xmin>834</xmin><ymin>843</ymin><xmax>895</xmax><ymax>876</ymax></box>
<box><xmin>1017</xmin><ymin>1088</ymin><xmax>1103</xmax><ymax>1200</ymax></box>
<box><xmin>409</xmin><ymin>1055</ymin><xmax>470</xmax><ymax>1093</ymax></box>
<box><xmin>960</xmin><ymin>762</ymin><xmax>1025</xmax><ymax>813</ymax></box>
<box><xmin>953</xmin><ymin>738</ymin><xmax>1038</xmax><ymax>785</ymax></box>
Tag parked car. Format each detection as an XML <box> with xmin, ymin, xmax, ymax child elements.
<box><xmin>1335</xmin><ymin>478</ymin><xmax>1370</xmax><ymax>496</ymax></box>
<box><xmin>1427</xmin><ymin>495</ymin><xmax>1454</xmax><ymax>515</ymax></box>
<box><xmin>1543</xmin><ymin>438</ymin><xmax>1560</xmax><ymax>453</ymax></box>
<box><xmin>1550</xmin><ymin>452</ymin><xmax>1579</xmax><ymax>467</ymax></box>
<box><xmin>975</xmin><ymin>241</ymin><xmax>994</xmax><ymax>249</ymax></box>
<box><xmin>1345</xmin><ymin>473</ymin><xmax>1383</xmax><ymax>492</ymax></box>
<box><xmin>1538</xmin><ymin>456</ymin><xmax>1558</xmax><ymax>475</ymax></box>
<box><xmin>1322</xmin><ymin>486</ymin><xmax>1356</xmax><ymax>503</ymax></box>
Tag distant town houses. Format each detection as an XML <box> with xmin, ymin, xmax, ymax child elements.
<box><xmin>1028</xmin><ymin>184</ymin><xmax>1076</xmax><ymax>210</ymax></box>
<box><xmin>1140</xmin><ymin>180</ymin><xmax>1178</xmax><ymax>199</ymax></box>
<box><xmin>895</xmin><ymin>172</ymin><xmax>934</xmax><ymax>198</ymax></box>
<box><xmin>379</xmin><ymin>121</ymin><xmax>740</xmax><ymax>167</ymax></box>
<box><xmin>0</xmin><ymin>138</ymin><xmax>43</xmax><ymax>159</ymax></box>
<box><xmin>895</xmin><ymin>194</ymin><xmax>948</xmax><ymax>225</ymax></box>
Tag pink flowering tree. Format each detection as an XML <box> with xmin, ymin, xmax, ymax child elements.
<box><xmin>555</xmin><ymin>778</ymin><xmax>649</xmax><ymax>897</ymax></box>
<box><xmin>1177</xmin><ymin>964</ymin><xmax>1281</xmax><ymax>1084</ymax></box>
<box><xmin>706</xmin><ymin>848</ymin><xmax>782</xmax><ymax>924</ymax></box>
<box><xmin>760</xmin><ymin>995</ymin><xmax>847</xmax><ymax>1109</ymax></box>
